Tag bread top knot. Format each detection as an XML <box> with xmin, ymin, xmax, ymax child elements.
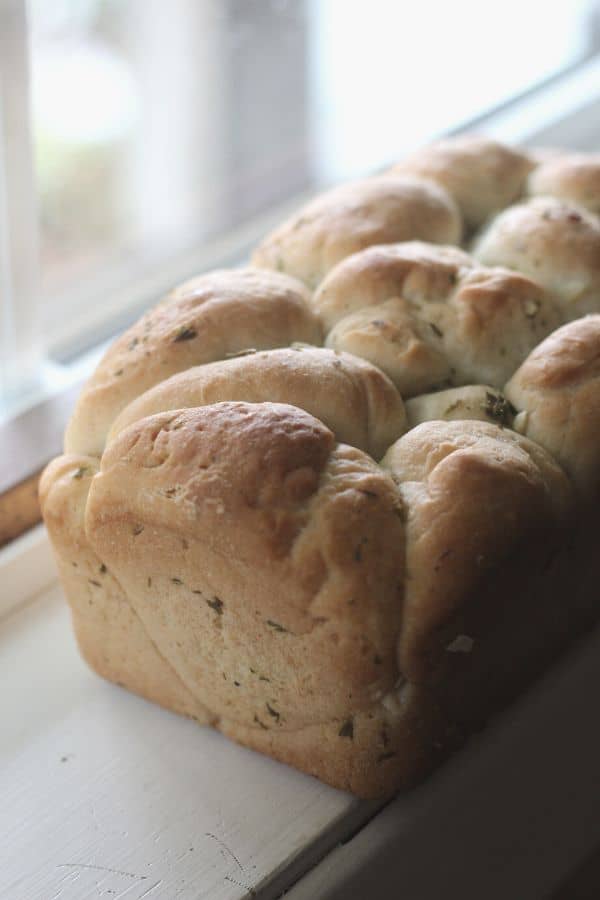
<box><xmin>527</xmin><ymin>152</ymin><xmax>600</xmax><ymax>215</ymax></box>
<box><xmin>97</xmin><ymin>401</ymin><xmax>335</xmax><ymax>521</ymax></box>
<box><xmin>65</xmin><ymin>268</ymin><xmax>321</xmax><ymax>457</ymax></box>
<box><xmin>313</xmin><ymin>241</ymin><xmax>562</xmax><ymax>395</ymax></box>
<box><xmin>505</xmin><ymin>315</ymin><xmax>600</xmax><ymax>497</ymax></box>
<box><xmin>108</xmin><ymin>345</ymin><xmax>407</xmax><ymax>461</ymax></box>
<box><xmin>381</xmin><ymin>419</ymin><xmax>574</xmax><ymax>682</ymax></box>
<box><xmin>86</xmin><ymin>401</ymin><xmax>407</xmax><ymax>727</ymax></box>
<box><xmin>472</xmin><ymin>196</ymin><xmax>600</xmax><ymax>318</ymax></box>
<box><xmin>251</xmin><ymin>175</ymin><xmax>462</xmax><ymax>289</ymax></box>
<box><xmin>390</xmin><ymin>135</ymin><xmax>534</xmax><ymax>230</ymax></box>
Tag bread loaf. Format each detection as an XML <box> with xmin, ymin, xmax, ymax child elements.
<box><xmin>41</xmin><ymin>137</ymin><xmax>600</xmax><ymax>798</ymax></box>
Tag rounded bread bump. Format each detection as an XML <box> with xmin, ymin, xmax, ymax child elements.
<box><xmin>64</xmin><ymin>267</ymin><xmax>321</xmax><ymax>457</ymax></box>
<box><xmin>471</xmin><ymin>196</ymin><xmax>600</xmax><ymax>319</ymax></box>
<box><xmin>381</xmin><ymin>419</ymin><xmax>575</xmax><ymax>684</ymax></box>
<box><xmin>85</xmin><ymin>401</ymin><xmax>407</xmax><ymax>731</ymax></box>
<box><xmin>313</xmin><ymin>242</ymin><xmax>470</xmax><ymax>397</ymax></box>
<box><xmin>405</xmin><ymin>384</ymin><xmax>516</xmax><ymax>429</ymax></box>
<box><xmin>437</xmin><ymin>265</ymin><xmax>563</xmax><ymax>387</ymax></box>
<box><xmin>325</xmin><ymin>300</ymin><xmax>453</xmax><ymax>398</ymax></box>
<box><xmin>109</xmin><ymin>346</ymin><xmax>407</xmax><ymax>461</ymax></box>
<box><xmin>313</xmin><ymin>241</ymin><xmax>473</xmax><ymax>332</ymax></box>
<box><xmin>505</xmin><ymin>315</ymin><xmax>600</xmax><ymax>497</ymax></box>
<box><xmin>527</xmin><ymin>152</ymin><xmax>600</xmax><ymax>215</ymax></box>
<box><xmin>251</xmin><ymin>175</ymin><xmax>462</xmax><ymax>290</ymax></box>
<box><xmin>390</xmin><ymin>135</ymin><xmax>534</xmax><ymax>230</ymax></box>
<box><xmin>314</xmin><ymin>241</ymin><xmax>562</xmax><ymax>395</ymax></box>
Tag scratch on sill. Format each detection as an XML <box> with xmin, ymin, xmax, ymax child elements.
<box><xmin>205</xmin><ymin>832</ymin><xmax>244</xmax><ymax>872</ymax></box>
<box><xmin>135</xmin><ymin>880</ymin><xmax>163</xmax><ymax>899</ymax></box>
<box><xmin>224</xmin><ymin>874</ymin><xmax>257</xmax><ymax>897</ymax></box>
<box><xmin>56</xmin><ymin>863</ymin><xmax>148</xmax><ymax>881</ymax></box>
<box><xmin>206</xmin><ymin>833</ymin><xmax>258</xmax><ymax>895</ymax></box>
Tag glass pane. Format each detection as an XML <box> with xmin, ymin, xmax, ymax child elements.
<box><xmin>27</xmin><ymin>0</ymin><xmax>598</xmax><ymax>353</ymax></box>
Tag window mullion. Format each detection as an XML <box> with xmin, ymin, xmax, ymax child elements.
<box><xmin>0</xmin><ymin>0</ymin><xmax>40</xmax><ymax>407</ymax></box>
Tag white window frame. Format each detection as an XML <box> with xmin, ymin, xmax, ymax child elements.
<box><xmin>0</xmin><ymin>0</ymin><xmax>40</xmax><ymax>406</ymax></box>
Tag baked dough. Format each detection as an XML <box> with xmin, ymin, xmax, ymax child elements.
<box><xmin>527</xmin><ymin>152</ymin><xmax>600</xmax><ymax>214</ymax></box>
<box><xmin>472</xmin><ymin>196</ymin><xmax>600</xmax><ymax>318</ymax></box>
<box><xmin>505</xmin><ymin>315</ymin><xmax>600</xmax><ymax>496</ymax></box>
<box><xmin>390</xmin><ymin>135</ymin><xmax>534</xmax><ymax>229</ymax></box>
<box><xmin>65</xmin><ymin>267</ymin><xmax>321</xmax><ymax>456</ymax></box>
<box><xmin>251</xmin><ymin>175</ymin><xmax>461</xmax><ymax>288</ymax></box>
<box><xmin>108</xmin><ymin>346</ymin><xmax>407</xmax><ymax>461</ymax></box>
<box><xmin>314</xmin><ymin>242</ymin><xmax>562</xmax><ymax>394</ymax></box>
<box><xmin>405</xmin><ymin>384</ymin><xmax>516</xmax><ymax>429</ymax></box>
<box><xmin>41</xmin><ymin>137</ymin><xmax>600</xmax><ymax>798</ymax></box>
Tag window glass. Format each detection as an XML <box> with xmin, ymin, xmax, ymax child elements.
<box><xmin>26</xmin><ymin>0</ymin><xmax>600</xmax><ymax>353</ymax></box>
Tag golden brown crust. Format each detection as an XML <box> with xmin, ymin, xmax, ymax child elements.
<box><xmin>65</xmin><ymin>268</ymin><xmax>321</xmax><ymax>457</ymax></box>
<box><xmin>68</xmin><ymin>401</ymin><xmax>459</xmax><ymax>796</ymax></box>
<box><xmin>505</xmin><ymin>315</ymin><xmax>600</xmax><ymax>496</ymax></box>
<box><xmin>381</xmin><ymin>420</ymin><xmax>574</xmax><ymax>715</ymax></box>
<box><xmin>391</xmin><ymin>135</ymin><xmax>534</xmax><ymax>229</ymax></box>
<box><xmin>84</xmin><ymin>404</ymin><xmax>406</xmax><ymax>730</ymax></box>
<box><xmin>39</xmin><ymin>455</ymin><xmax>208</xmax><ymax>721</ymax></box>
<box><xmin>528</xmin><ymin>153</ymin><xmax>600</xmax><ymax>214</ymax></box>
<box><xmin>219</xmin><ymin>680</ymin><xmax>457</xmax><ymax>799</ymax></box>
<box><xmin>108</xmin><ymin>346</ymin><xmax>406</xmax><ymax>461</ymax></box>
<box><xmin>313</xmin><ymin>241</ymin><xmax>473</xmax><ymax>332</ymax></box>
<box><xmin>251</xmin><ymin>176</ymin><xmax>462</xmax><ymax>289</ymax></box>
<box><xmin>472</xmin><ymin>197</ymin><xmax>600</xmax><ymax>318</ymax></box>
<box><xmin>314</xmin><ymin>242</ymin><xmax>562</xmax><ymax>394</ymax></box>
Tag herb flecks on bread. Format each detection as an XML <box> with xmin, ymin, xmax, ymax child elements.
<box><xmin>42</xmin><ymin>137</ymin><xmax>600</xmax><ymax>798</ymax></box>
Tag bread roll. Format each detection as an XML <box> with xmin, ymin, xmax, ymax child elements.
<box><xmin>65</xmin><ymin>268</ymin><xmax>321</xmax><ymax>456</ymax></box>
<box><xmin>472</xmin><ymin>197</ymin><xmax>600</xmax><ymax>319</ymax></box>
<box><xmin>391</xmin><ymin>135</ymin><xmax>534</xmax><ymax>229</ymax></box>
<box><xmin>109</xmin><ymin>346</ymin><xmax>406</xmax><ymax>461</ymax></box>
<box><xmin>314</xmin><ymin>242</ymin><xmax>562</xmax><ymax>394</ymax></box>
<box><xmin>251</xmin><ymin>176</ymin><xmax>462</xmax><ymax>289</ymax></box>
<box><xmin>505</xmin><ymin>315</ymin><xmax>600</xmax><ymax>496</ymax></box>
<box><xmin>381</xmin><ymin>420</ymin><xmax>575</xmax><ymax>725</ymax></box>
<box><xmin>69</xmin><ymin>402</ymin><xmax>451</xmax><ymax>797</ymax></box>
<box><xmin>528</xmin><ymin>153</ymin><xmax>600</xmax><ymax>215</ymax></box>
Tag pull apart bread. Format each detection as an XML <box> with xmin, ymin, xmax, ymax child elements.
<box><xmin>41</xmin><ymin>138</ymin><xmax>600</xmax><ymax>798</ymax></box>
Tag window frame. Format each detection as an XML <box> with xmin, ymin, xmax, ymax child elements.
<box><xmin>0</xmin><ymin>0</ymin><xmax>40</xmax><ymax>407</ymax></box>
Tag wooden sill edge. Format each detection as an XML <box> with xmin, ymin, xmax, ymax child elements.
<box><xmin>0</xmin><ymin>470</ymin><xmax>43</xmax><ymax>549</ymax></box>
